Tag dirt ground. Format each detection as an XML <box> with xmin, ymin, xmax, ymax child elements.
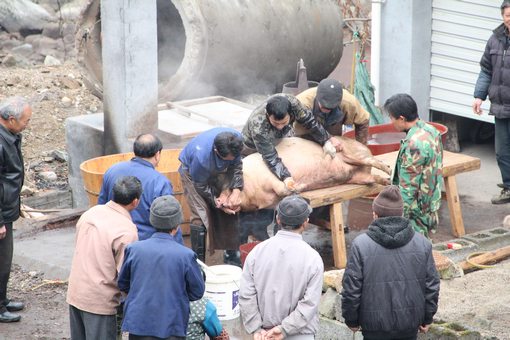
<box><xmin>2</xmin><ymin>64</ymin><xmax>510</xmax><ymax>339</ymax></box>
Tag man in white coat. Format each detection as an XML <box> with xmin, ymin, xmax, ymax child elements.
<box><xmin>239</xmin><ymin>196</ymin><xmax>324</xmax><ymax>340</ymax></box>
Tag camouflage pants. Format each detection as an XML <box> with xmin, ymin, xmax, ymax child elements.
<box><xmin>408</xmin><ymin>210</ymin><xmax>438</xmax><ymax>239</ymax></box>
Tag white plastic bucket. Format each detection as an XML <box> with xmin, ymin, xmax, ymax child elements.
<box><xmin>204</xmin><ymin>265</ymin><xmax>242</xmax><ymax>320</ymax></box>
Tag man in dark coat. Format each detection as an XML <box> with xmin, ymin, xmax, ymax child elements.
<box><xmin>341</xmin><ymin>185</ymin><xmax>440</xmax><ymax>340</ymax></box>
<box><xmin>473</xmin><ymin>0</ymin><xmax>510</xmax><ymax>204</ymax></box>
<box><xmin>0</xmin><ymin>97</ymin><xmax>32</xmax><ymax>322</ymax></box>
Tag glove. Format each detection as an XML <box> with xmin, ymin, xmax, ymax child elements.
<box><xmin>323</xmin><ymin>140</ymin><xmax>336</xmax><ymax>159</ymax></box>
<box><xmin>284</xmin><ymin>177</ymin><xmax>298</xmax><ymax>193</ymax></box>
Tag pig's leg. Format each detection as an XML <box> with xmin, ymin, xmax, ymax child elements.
<box><xmin>340</xmin><ymin>150</ymin><xmax>392</xmax><ymax>176</ymax></box>
<box><xmin>346</xmin><ymin>170</ymin><xmax>391</xmax><ymax>186</ymax></box>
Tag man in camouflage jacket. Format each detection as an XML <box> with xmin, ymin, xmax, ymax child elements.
<box><xmin>241</xmin><ymin>93</ymin><xmax>341</xmax><ymax>191</ymax></box>
<box><xmin>384</xmin><ymin>94</ymin><xmax>443</xmax><ymax>238</ymax></box>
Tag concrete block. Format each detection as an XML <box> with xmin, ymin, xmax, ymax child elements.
<box><xmin>318</xmin><ymin>288</ymin><xmax>338</xmax><ymax>320</ymax></box>
<box><xmin>461</xmin><ymin>227</ymin><xmax>510</xmax><ymax>252</ymax></box>
<box><xmin>317</xmin><ymin>317</ymin><xmax>363</xmax><ymax>340</ymax></box>
<box><xmin>65</xmin><ymin>113</ymin><xmax>104</xmax><ymax>208</ymax></box>
<box><xmin>334</xmin><ymin>292</ymin><xmax>344</xmax><ymax>323</ymax></box>
<box><xmin>432</xmin><ymin>239</ymin><xmax>479</xmax><ymax>264</ymax></box>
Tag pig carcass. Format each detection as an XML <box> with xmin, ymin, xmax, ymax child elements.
<box><xmin>236</xmin><ymin>136</ymin><xmax>391</xmax><ymax>211</ymax></box>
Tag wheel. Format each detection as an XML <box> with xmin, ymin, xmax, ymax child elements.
<box><xmin>470</xmin><ymin>121</ymin><xmax>495</xmax><ymax>144</ymax></box>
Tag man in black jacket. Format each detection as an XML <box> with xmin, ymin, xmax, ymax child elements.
<box><xmin>0</xmin><ymin>97</ymin><xmax>32</xmax><ymax>323</ymax></box>
<box><xmin>341</xmin><ymin>185</ymin><xmax>440</xmax><ymax>340</ymax></box>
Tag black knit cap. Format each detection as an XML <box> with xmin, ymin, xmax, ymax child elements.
<box><xmin>373</xmin><ymin>185</ymin><xmax>404</xmax><ymax>218</ymax></box>
<box><xmin>317</xmin><ymin>78</ymin><xmax>343</xmax><ymax>110</ymax></box>
<box><xmin>277</xmin><ymin>196</ymin><xmax>312</xmax><ymax>226</ymax></box>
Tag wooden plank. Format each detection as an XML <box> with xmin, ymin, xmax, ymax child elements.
<box><xmin>329</xmin><ymin>202</ymin><xmax>347</xmax><ymax>268</ymax></box>
<box><xmin>459</xmin><ymin>245</ymin><xmax>510</xmax><ymax>270</ymax></box>
<box><xmin>301</xmin><ymin>183</ymin><xmax>384</xmax><ymax>208</ymax></box>
<box><xmin>309</xmin><ymin>216</ymin><xmax>331</xmax><ymax>230</ymax></box>
<box><xmin>444</xmin><ymin>176</ymin><xmax>465</xmax><ymax>237</ymax></box>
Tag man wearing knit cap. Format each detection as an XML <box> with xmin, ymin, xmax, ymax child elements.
<box><xmin>118</xmin><ymin>195</ymin><xmax>205</xmax><ymax>340</ymax></box>
<box><xmin>341</xmin><ymin>185</ymin><xmax>440</xmax><ymax>340</ymax></box>
<box><xmin>240</xmin><ymin>196</ymin><xmax>324</xmax><ymax>340</ymax></box>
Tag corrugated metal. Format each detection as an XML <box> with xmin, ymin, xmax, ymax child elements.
<box><xmin>430</xmin><ymin>0</ymin><xmax>500</xmax><ymax>123</ymax></box>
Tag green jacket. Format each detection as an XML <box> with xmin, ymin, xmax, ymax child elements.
<box><xmin>392</xmin><ymin>120</ymin><xmax>443</xmax><ymax>236</ymax></box>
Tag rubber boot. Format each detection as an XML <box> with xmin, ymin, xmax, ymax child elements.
<box><xmin>190</xmin><ymin>225</ymin><xmax>207</xmax><ymax>263</ymax></box>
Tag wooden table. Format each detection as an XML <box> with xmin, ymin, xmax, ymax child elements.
<box><xmin>300</xmin><ymin>151</ymin><xmax>481</xmax><ymax>269</ymax></box>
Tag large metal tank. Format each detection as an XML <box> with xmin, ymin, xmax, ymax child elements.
<box><xmin>77</xmin><ymin>0</ymin><xmax>344</xmax><ymax>102</ymax></box>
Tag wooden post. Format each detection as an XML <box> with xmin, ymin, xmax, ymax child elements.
<box><xmin>329</xmin><ymin>202</ymin><xmax>347</xmax><ymax>268</ymax></box>
<box><xmin>444</xmin><ymin>176</ymin><xmax>465</xmax><ymax>237</ymax></box>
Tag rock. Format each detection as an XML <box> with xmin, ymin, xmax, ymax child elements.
<box><xmin>20</xmin><ymin>186</ymin><xmax>35</xmax><ymax>196</ymax></box>
<box><xmin>475</xmin><ymin>317</ymin><xmax>493</xmax><ymax>330</ymax></box>
<box><xmin>2</xmin><ymin>39</ymin><xmax>23</xmax><ymax>51</ymax></box>
<box><xmin>38</xmin><ymin>171</ymin><xmax>57</xmax><ymax>182</ymax></box>
<box><xmin>42</xmin><ymin>22</ymin><xmax>61</xmax><ymax>40</ymax></box>
<box><xmin>60</xmin><ymin>76</ymin><xmax>81</xmax><ymax>90</ymax></box>
<box><xmin>61</xmin><ymin>96</ymin><xmax>72</xmax><ymax>108</ymax></box>
<box><xmin>38</xmin><ymin>36</ymin><xmax>58</xmax><ymax>50</ymax></box>
<box><xmin>89</xmin><ymin>104</ymin><xmax>98</xmax><ymax>113</ymax></box>
<box><xmin>28</xmin><ymin>271</ymin><xmax>37</xmax><ymax>277</ymax></box>
<box><xmin>50</xmin><ymin>150</ymin><xmax>68</xmax><ymax>163</ymax></box>
<box><xmin>29</xmin><ymin>53</ymin><xmax>45</xmax><ymax>64</ymax></box>
<box><xmin>323</xmin><ymin>269</ymin><xmax>344</xmax><ymax>292</ymax></box>
<box><xmin>333</xmin><ymin>292</ymin><xmax>345</xmax><ymax>323</ymax></box>
<box><xmin>62</xmin><ymin>22</ymin><xmax>77</xmax><ymax>37</ymax></box>
<box><xmin>44</xmin><ymin>157</ymin><xmax>54</xmax><ymax>163</ymax></box>
<box><xmin>6</xmin><ymin>75</ymin><xmax>21</xmax><ymax>86</ymax></box>
<box><xmin>503</xmin><ymin>215</ymin><xmax>510</xmax><ymax>229</ymax></box>
<box><xmin>12</xmin><ymin>43</ymin><xmax>33</xmax><ymax>56</ymax></box>
<box><xmin>44</xmin><ymin>55</ymin><xmax>61</xmax><ymax>66</ymax></box>
<box><xmin>24</xmin><ymin>34</ymin><xmax>42</xmax><ymax>45</ymax></box>
<box><xmin>318</xmin><ymin>288</ymin><xmax>338</xmax><ymax>320</ymax></box>
<box><xmin>40</xmin><ymin>4</ymin><xmax>56</xmax><ymax>17</ymax></box>
<box><xmin>0</xmin><ymin>0</ymin><xmax>55</xmax><ymax>33</ymax></box>
<box><xmin>2</xmin><ymin>53</ymin><xmax>31</xmax><ymax>68</ymax></box>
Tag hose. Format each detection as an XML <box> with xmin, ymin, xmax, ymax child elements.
<box><xmin>466</xmin><ymin>251</ymin><xmax>494</xmax><ymax>269</ymax></box>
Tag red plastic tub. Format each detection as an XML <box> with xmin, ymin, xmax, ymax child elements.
<box><xmin>240</xmin><ymin>242</ymin><xmax>261</xmax><ymax>267</ymax></box>
<box><xmin>343</xmin><ymin>122</ymin><xmax>448</xmax><ymax>156</ymax></box>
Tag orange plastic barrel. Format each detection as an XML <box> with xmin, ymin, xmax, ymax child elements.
<box><xmin>240</xmin><ymin>242</ymin><xmax>261</xmax><ymax>267</ymax></box>
<box><xmin>79</xmin><ymin>149</ymin><xmax>191</xmax><ymax>233</ymax></box>
<box><xmin>343</xmin><ymin>122</ymin><xmax>448</xmax><ymax>156</ymax></box>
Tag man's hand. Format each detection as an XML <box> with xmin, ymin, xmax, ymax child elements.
<box><xmin>348</xmin><ymin>326</ymin><xmax>360</xmax><ymax>332</ymax></box>
<box><xmin>265</xmin><ymin>326</ymin><xmax>284</xmax><ymax>340</ymax></box>
<box><xmin>322</xmin><ymin>140</ymin><xmax>337</xmax><ymax>159</ymax></box>
<box><xmin>224</xmin><ymin>188</ymin><xmax>242</xmax><ymax>212</ymax></box>
<box><xmin>419</xmin><ymin>324</ymin><xmax>431</xmax><ymax>333</ymax></box>
<box><xmin>254</xmin><ymin>329</ymin><xmax>268</xmax><ymax>340</ymax></box>
<box><xmin>328</xmin><ymin>136</ymin><xmax>344</xmax><ymax>152</ymax></box>
<box><xmin>0</xmin><ymin>225</ymin><xmax>5</xmax><ymax>239</ymax></box>
<box><xmin>283</xmin><ymin>177</ymin><xmax>299</xmax><ymax>193</ymax></box>
<box><xmin>473</xmin><ymin>98</ymin><xmax>483</xmax><ymax>116</ymax></box>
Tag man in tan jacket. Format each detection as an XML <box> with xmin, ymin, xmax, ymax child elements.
<box><xmin>295</xmin><ymin>78</ymin><xmax>370</xmax><ymax>145</ymax></box>
<box><xmin>67</xmin><ymin>176</ymin><xmax>142</xmax><ymax>340</ymax></box>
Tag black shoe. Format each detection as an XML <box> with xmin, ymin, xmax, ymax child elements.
<box><xmin>0</xmin><ymin>311</ymin><xmax>21</xmax><ymax>322</ymax></box>
<box><xmin>497</xmin><ymin>183</ymin><xmax>510</xmax><ymax>189</ymax></box>
<box><xmin>6</xmin><ymin>301</ymin><xmax>24</xmax><ymax>312</ymax></box>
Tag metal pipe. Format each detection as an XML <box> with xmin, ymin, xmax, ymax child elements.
<box><xmin>371</xmin><ymin>0</ymin><xmax>385</xmax><ymax>106</ymax></box>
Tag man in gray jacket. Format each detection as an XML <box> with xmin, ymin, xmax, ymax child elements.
<box><xmin>341</xmin><ymin>185</ymin><xmax>440</xmax><ymax>340</ymax></box>
<box><xmin>240</xmin><ymin>196</ymin><xmax>323</xmax><ymax>340</ymax></box>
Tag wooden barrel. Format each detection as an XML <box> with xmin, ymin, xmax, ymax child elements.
<box><xmin>80</xmin><ymin>149</ymin><xmax>191</xmax><ymax>233</ymax></box>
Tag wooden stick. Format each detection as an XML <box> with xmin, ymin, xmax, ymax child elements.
<box><xmin>21</xmin><ymin>207</ymin><xmax>65</xmax><ymax>213</ymax></box>
<box><xmin>459</xmin><ymin>245</ymin><xmax>510</xmax><ymax>270</ymax></box>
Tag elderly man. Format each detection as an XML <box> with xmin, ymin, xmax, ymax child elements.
<box><xmin>0</xmin><ymin>97</ymin><xmax>32</xmax><ymax>323</ymax></box>
<box><xmin>240</xmin><ymin>196</ymin><xmax>324</xmax><ymax>340</ymax></box>
<box><xmin>385</xmin><ymin>94</ymin><xmax>443</xmax><ymax>238</ymax></box>
<box><xmin>118</xmin><ymin>195</ymin><xmax>205</xmax><ymax>340</ymax></box>
<box><xmin>98</xmin><ymin>133</ymin><xmax>183</xmax><ymax>245</ymax></box>
<box><xmin>242</xmin><ymin>94</ymin><xmax>340</xmax><ymax>192</ymax></box>
<box><xmin>67</xmin><ymin>176</ymin><xmax>141</xmax><ymax>340</ymax></box>
<box><xmin>342</xmin><ymin>185</ymin><xmax>440</xmax><ymax>339</ymax></box>
<box><xmin>295</xmin><ymin>78</ymin><xmax>370</xmax><ymax>145</ymax></box>
<box><xmin>179</xmin><ymin>127</ymin><xmax>244</xmax><ymax>264</ymax></box>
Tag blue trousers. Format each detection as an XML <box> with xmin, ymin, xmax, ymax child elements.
<box><xmin>495</xmin><ymin>118</ymin><xmax>510</xmax><ymax>186</ymax></box>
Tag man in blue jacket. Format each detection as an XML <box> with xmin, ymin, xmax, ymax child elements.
<box><xmin>98</xmin><ymin>133</ymin><xmax>183</xmax><ymax>245</ymax></box>
<box><xmin>179</xmin><ymin>127</ymin><xmax>244</xmax><ymax>265</ymax></box>
<box><xmin>118</xmin><ymin>195</ymin><xmax>205</xmax><ymax>340</ymax></box>
<box><xmin>341</xmin><ymin>185</ymin><xmax>440</xmax><ymax>340</ymax></box>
